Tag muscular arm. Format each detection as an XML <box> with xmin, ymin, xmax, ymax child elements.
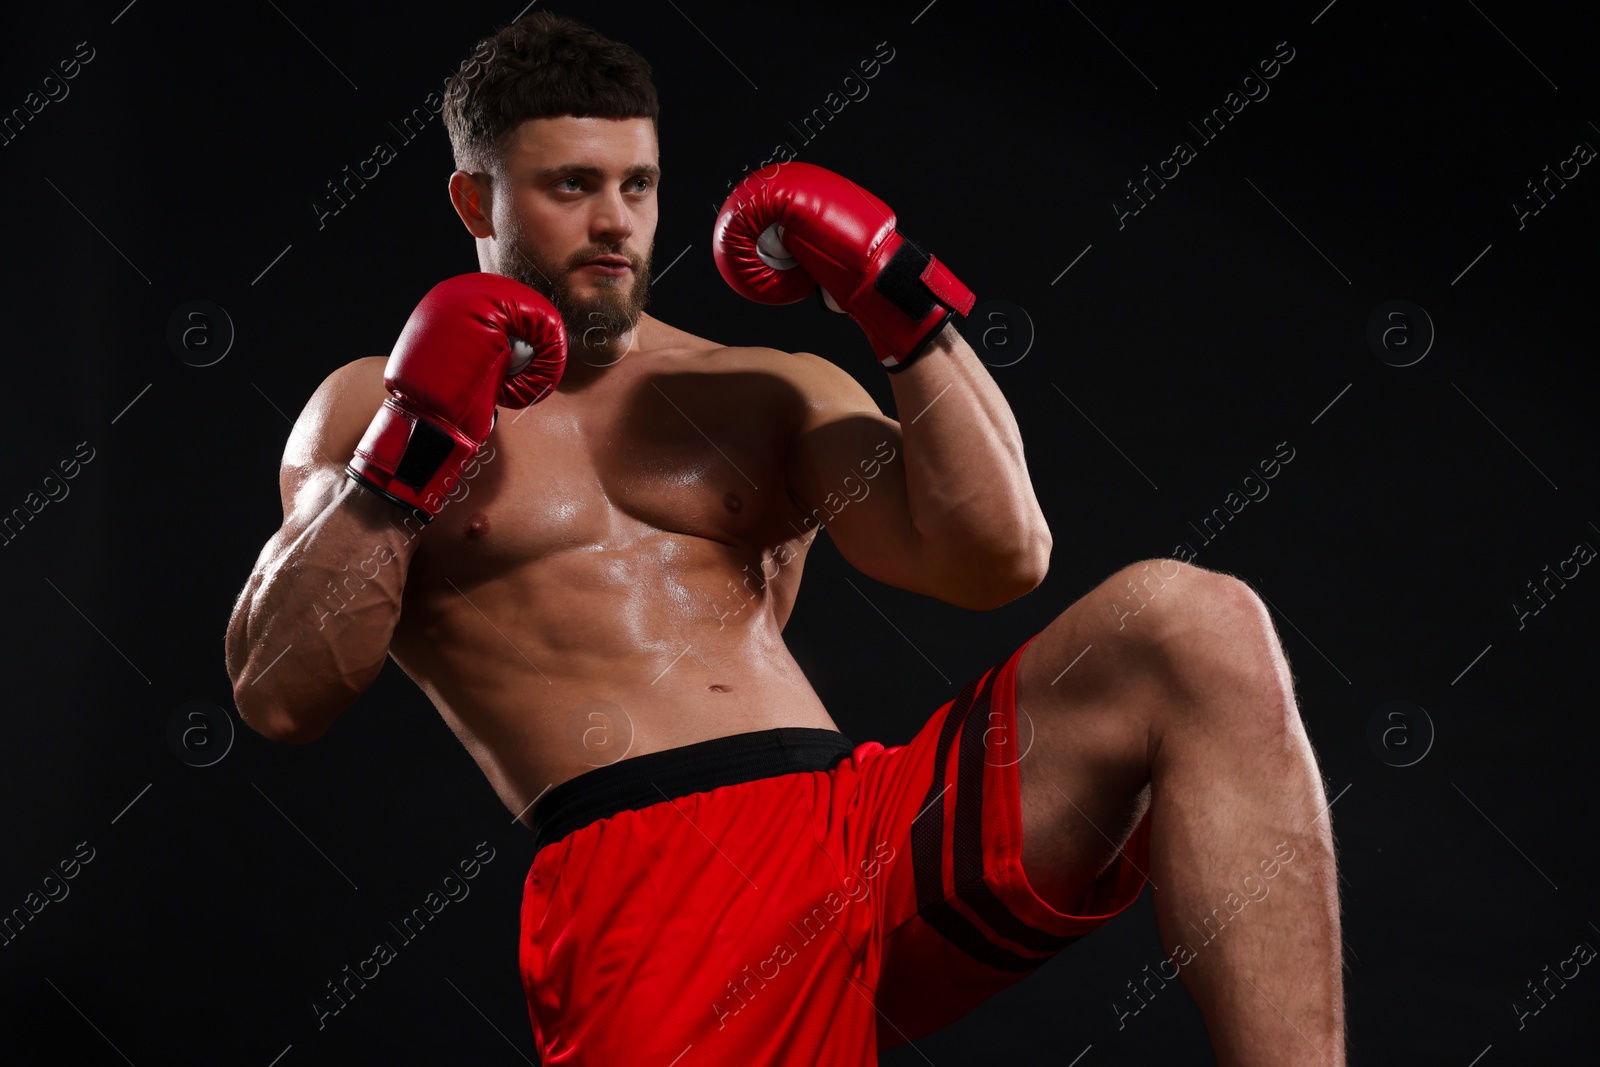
<box><xmin>225</xmin><ymin>358</ymin><xmax>421</xmax><ymax>742</ymax></box>
<box><xmin>785</xmin><ymin>324</ymin><xmax>1051</xmax><ymax>611</ymax></box>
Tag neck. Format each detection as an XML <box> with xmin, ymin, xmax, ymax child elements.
<box><xmin>558</xmin><ymin>315</ymin><xmax>649</xmax><ymax>388</ymax></box>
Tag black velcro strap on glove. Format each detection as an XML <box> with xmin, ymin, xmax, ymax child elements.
<box><xmin>873</xmin><ymin>236</ymin><xmax>941</xmax><ymax>321</ymax></box>
<box><xmin>391</xmin><ymin>417</ymin><xmax>456</xmax><ymax>491</ymax></box>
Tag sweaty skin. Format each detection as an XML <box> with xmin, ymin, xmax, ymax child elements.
<box><xmin>334</xmin><ymin>332</ymin><xmax>842</xmax><ymax>819</ymax></box>
<box><xmin>225</xmin><ymin>109</ymin><xmax>1348</xmax><ymax>1065</ymax></box>
<box><xmin>226</xmin><ymin>116</ymin><xmax>1048</xmax><ymax>826</ymax></box>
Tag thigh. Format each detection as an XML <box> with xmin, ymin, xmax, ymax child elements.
<box><xmin>1014</xmin><ymin>558</ymin><xmax>1218</xmax><ymax>910</ymax></box>
<box><xmin>854</xmin><ymin>637</ymin><xmax>1153</xmax><ymax>1053</ymax></box>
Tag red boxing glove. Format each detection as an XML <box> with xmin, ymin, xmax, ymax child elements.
<box><xmin>346</xmin><ymin>273</ymin><xmax>566</xmax><ymax>523</ymax></box>
<box><xmin>712</xmin><ymin>161</ymin><xmax>976</xmax><ymax>371</ymax></box>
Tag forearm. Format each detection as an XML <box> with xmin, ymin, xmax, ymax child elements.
<box><xmin>887</xmin><ymin>323</ymin><xmax>1051</xmax><ymax>600</ymax></box>
<box><xmin>226</xmin><ymin>476</ymin><xmax>422</xmax><ymax>742</ymax></box>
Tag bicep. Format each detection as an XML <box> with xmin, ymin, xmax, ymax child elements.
<box><xmin>784</xmin><ymin>355</ymin><xmax>933</xmax><ymax>596</ymax></box>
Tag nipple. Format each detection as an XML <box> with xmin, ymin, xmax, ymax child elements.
<box><xmin>465</xmin><ymin>512</ymin><xmax>491</xmax><ymax>537</ymax></box>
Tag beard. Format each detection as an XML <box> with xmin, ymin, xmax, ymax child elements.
<box><xmin>493</xmin><ymin>221</ymin><xmax>652</xmax><ymax>364</ymax></box>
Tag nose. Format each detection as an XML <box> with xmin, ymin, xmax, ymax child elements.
<box><xmin>588</xmin><ymin>185</ymin><xmax>635</xmax><ymax>246</ymax></box>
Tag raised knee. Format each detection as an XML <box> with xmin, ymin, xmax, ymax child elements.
<box><xmin>1098</xmin><ymin>557</ymin><xmax>1250</xmax><ymax>640</ymax></box>
<box><xmin>1145</xmin><ymin>566</ymin><xmax>1298</xmax><ymax>735</ymax></box>
<box><xmin>1101</xmin><ymin>559</ymin><xmax>1286</xmax><ymax>688</ymax></box>
<box><xmin>1169</xmin><ymin>562</ymin><xmax>1272</xmax><ymax>643</ymax></box>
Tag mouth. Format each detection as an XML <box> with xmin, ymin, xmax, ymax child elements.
<box><xmin>579</xmin><ymin>255</ymin><xmax>632</xmax><ymax>275</ymax></box>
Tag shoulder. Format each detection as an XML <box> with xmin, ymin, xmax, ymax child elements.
<box><xmin>638</xmin><ymin>314</ymin><xmax>875</xmax><ymax>412</ymax></box>
<box><xmin>711</xmin><ymin>344</ymin><xmax>879</xmax><ymax>416</ymax></box>
<box><xmin>282</xmin><ymin>356</ymin><xmax>387</xmax><ymax>476</ymax></box>
<box><xmin>308</xmin><ymin>355</ymin><xmax>386</xmax><ymax>405</ymax></box>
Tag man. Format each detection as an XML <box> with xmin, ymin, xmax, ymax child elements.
<box><xmin>226</xmin><ymin>11</ymin><xmax>1345</xmax><ymax>1065</ymax></box>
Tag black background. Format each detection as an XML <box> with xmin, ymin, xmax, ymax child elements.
<box><xmin>1</xmin><ymin>0</ymin><xmax>1595</xmax><ymax>1063</ymax></box>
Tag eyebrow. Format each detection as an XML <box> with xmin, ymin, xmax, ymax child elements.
<box><xmin>532</xmin><ymin>163</ymin><xmax>661</xmax><ymax>182</ymax></box>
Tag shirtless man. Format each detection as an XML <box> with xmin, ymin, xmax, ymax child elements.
<box><xmin>226</xmin><ymin>12</ymin><xmax>1345</xmax><ymax>1065</ymax></box>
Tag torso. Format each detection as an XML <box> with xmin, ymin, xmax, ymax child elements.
<box><xmin>383</xmin><ymin>316</ymin><xmax>839</xmax><ymax>822</ymax></box>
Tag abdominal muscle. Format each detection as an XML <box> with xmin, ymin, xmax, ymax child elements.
<box><xmin>386</xmin><ymin>527</ymin><xmax>839</xmax><ymax>825</ymax></box>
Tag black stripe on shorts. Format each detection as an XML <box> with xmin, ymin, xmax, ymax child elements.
<box><xmin>910</xmin><ymin>661</ymin><xmax>1078</xmax><ymax>972</ymax></box>
<box><xmin>953</xmin><ymin>671</ymin><xmax>1081</xmax><ymax>954</ymax></box>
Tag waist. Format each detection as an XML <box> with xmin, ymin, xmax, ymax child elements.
<box><xmin>529</xmin><ymin>727</ymin><xmax>856</xmax><ymax>855</ymax></box>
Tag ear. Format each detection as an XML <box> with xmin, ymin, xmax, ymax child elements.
<box><xmin>449</xmin><ymin>170</ymin><xmax>495</xmax><ymax>238</ymax></box>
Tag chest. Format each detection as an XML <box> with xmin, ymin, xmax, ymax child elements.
<box><xmin>415</xmin><ymin>367</ymin><xmax>801</xmax><ymax>570</ymax></box>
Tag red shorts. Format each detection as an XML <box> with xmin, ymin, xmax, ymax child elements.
<box><xmin>518</xmin><ymin>634</ymin><xmax>1152</xmax><ymax>1065</ymax></box>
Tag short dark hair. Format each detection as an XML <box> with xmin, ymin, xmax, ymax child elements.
<box><xmin>443</xmin><ymin>12</ymin><xmax>660</xmax><ymax>177</ymax></box>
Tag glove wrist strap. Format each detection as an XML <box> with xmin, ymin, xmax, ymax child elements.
<box><xmin>865</xmin><ymin>236</ymin><xmax>976</xmax><ymax>371</ymax></box>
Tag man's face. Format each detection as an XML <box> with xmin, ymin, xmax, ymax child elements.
<box><xmin>486</xmin><ymin>116</ymin><xmax>659</xmax><ymax>358</ymax></box>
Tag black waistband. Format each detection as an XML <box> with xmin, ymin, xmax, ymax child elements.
<box><xmin>528</xmin><ymin>727</ymin><xmax>855</xmax><ymax>855</ymax></box>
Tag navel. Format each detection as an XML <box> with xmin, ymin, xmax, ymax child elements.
<box><xmin>708</xmin><ymin>684</ymin><xmax>733</xmax><ymax>693</ymax></box>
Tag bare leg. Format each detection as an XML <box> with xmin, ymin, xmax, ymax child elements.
<box><xmin>1014</xmin><ymin>559</ymin><xmax>1345</xmax><ymax>1066</ymax></box>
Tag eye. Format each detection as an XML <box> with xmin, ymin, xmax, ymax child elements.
<box><xmin>555</xmin><ymin>176</ymin><xmax>584</xmax><ymax>192</ymax></box>
<box><xmin>627</xmin><ymin>176</ymin><xmax>654</xmax><ymax>193</ymax></box>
